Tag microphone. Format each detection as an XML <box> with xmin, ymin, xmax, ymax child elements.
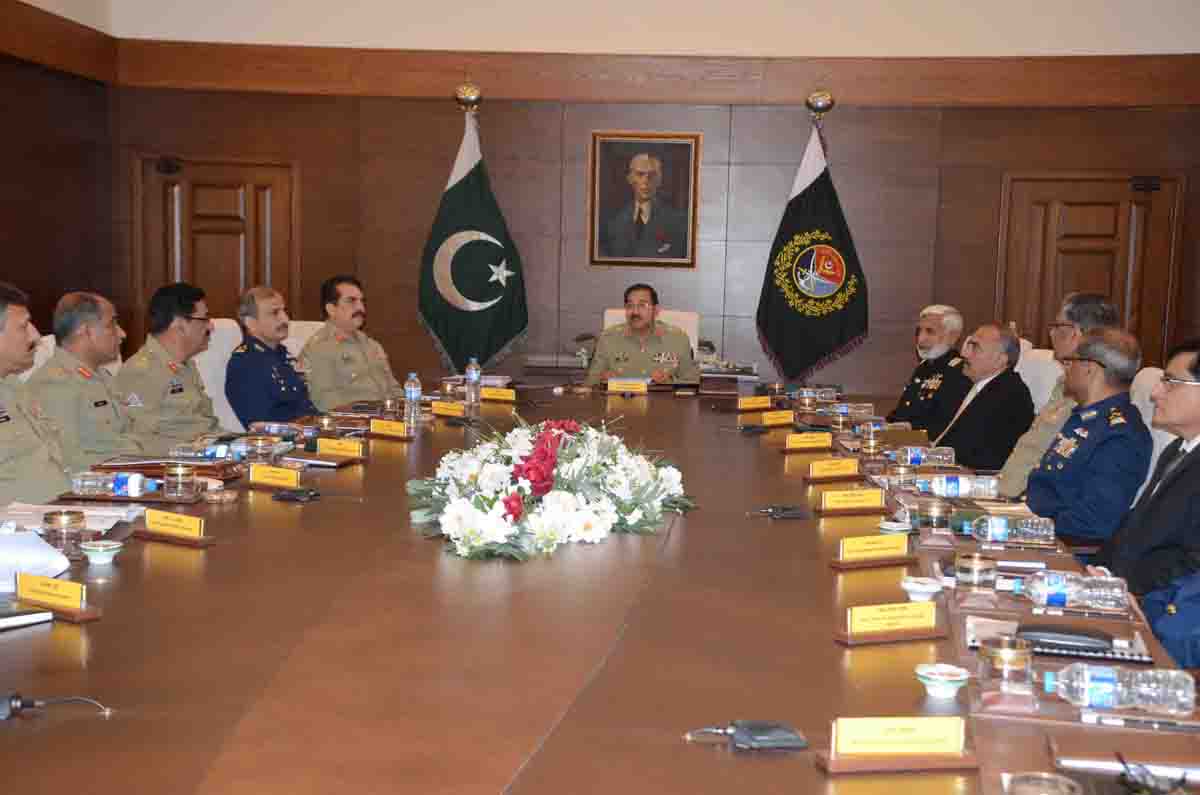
<box><xmin>1</xmin><ymin>692</ymin><xmax>114</xmax><ymax>720</ymax></box>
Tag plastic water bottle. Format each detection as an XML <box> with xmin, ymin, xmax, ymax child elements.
<box><xmin>894</xmin><ymin>446</ymin><xmax>956</xmax><ymax>466</ymax></box>
<box><xmin>1020</xmin><ymin>571</ymin><xmax>1129</xmax><ymax>610</ymax></box>
<box><xmin>71</xmin><ymin>471</ymin><xmax>158</xmax><ymax>497</ymax></box>
<box><xmin>916</xmin><ymin>474</ymin><xmax>999</xmax><ymax>498</ymax></box>
<box><xmin>464</xmin><ymin>357</ymin><xmax>482</xmax><ymax>406</ymax></box>
<box><xmin>1044</xmin><ymin>664</ymin><xmax>1196</xmax><ymax>716</ymax></box>
<box><xmin>404</xmin><ymin>372</ymin><xmax>422</xmax><ymax>427</ymax></box>
<box><xmin>971</xmin><ymin>514</ymin><xmax>1011</xmax><ymax>542</ymax></box>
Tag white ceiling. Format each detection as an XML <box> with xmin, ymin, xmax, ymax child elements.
<box><xmin>27</xmin><ymin>0</ymin><xmax>1200</xmax><ymax>58</ymax></box>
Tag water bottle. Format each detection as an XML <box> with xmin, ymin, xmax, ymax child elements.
<box><xmin>404</xmin><ymin>372</ymin><xmax>422</xmax><ymax>427</ymax></box>
<box><xmin>894</xmin><ymin>446</ymin><xmax>956</xmax><ymax>466</ymax></box>
<box><xmin>971</xmin><ymin>514</ymin><xmax>1010</xmax><ymax>542</ymax></box>
<box><xmin>1044</xmin><ymin>663</ymin><xmax>1196</xmax><ymax>716</ymax></box>
<box><xmin>1012</xmin><ymin>516</ymin><xmax>1056</xmax><ymax>544</ymax></box>
<box><xmin>916</xmin><ymin>474</ymin><xmax>999</xmax><ymax>499</ymax></box>
<box><xmin>72</xmin><ymin>471</ymin><xmax>159</xmax><ymax>497</ymax></box>
<box><xmin>464</xmin><ymin>357</ymin><xmax>482</xmax><ymax>406</ymax></box>
<box><xmin>1020</xmin><ymin>571</ymin><xmax>1129</xmax><ymax>610</ymax></box>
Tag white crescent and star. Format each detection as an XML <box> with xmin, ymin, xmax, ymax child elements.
<box><xmin>433</xmin><ymin>230</ymin><xmax>513</xmax><ymax>312</ymax></box>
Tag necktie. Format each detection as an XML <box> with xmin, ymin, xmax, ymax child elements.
<box><xmin>634</xmin><ymin>208</ymin><xmax>645</xmax><ymax>239</ymax></box>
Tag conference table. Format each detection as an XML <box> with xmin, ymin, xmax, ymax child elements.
<box><xmin>0</xmin><ymin>392</ymin><xmax>1180</xmax><ymax>793</ymax></box>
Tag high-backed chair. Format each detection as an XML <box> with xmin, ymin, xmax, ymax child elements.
<box><xmin>283</xmin><ymin>320</ymin><xmax>324</xmax><ymax>360</ymax></box>
<box><xmin>1131</xmin><ymin>366</ymin><xmax>1174</xmax><ymax>503</ymax></box>
<box><xmin>1015</xmin><ymin>348</ymin><xmax>1062</xmax><ymax>414</ymax></box>
<box><xmin>192</xmin><ymin>319</ymin><xmax>246</xmax><ymax>432</ymax></box>
<box><xmin>601</xmin><ymin>308</ymin><xmax>700</xmax><ymax>355</ymax></box>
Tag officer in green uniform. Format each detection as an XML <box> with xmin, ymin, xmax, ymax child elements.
<box><xmin>114</xmin><ymin>282</ymin><xmax>219</xmax><ymax>455</ymax></box>
<box><xmin>886</xmin><ymin>304</ymin><xmax>972</xmax><ymax>440</ymax></box>
<box><xmin>998</xmin><ymin>293</ymin><xmax>1118</xmax><ymax>497</ymax></box>
<box><xmin>0</xmin><ymin>282</ymin><xmax>70</xmax><ymax>504</ymax></box>
<box><xmin>300</xmin><ymin>275</ymin><xmax>400</xmax><ymax>411</ymax></box>
<box><xmin>25</xmin><ymin>292</ymin><xmax>144</xmax><ymax>472</ymax></box>
<box><xmin>584</xmin><ymin>284</ymin><xmax>699</xmax><ymax>386</ymax></box>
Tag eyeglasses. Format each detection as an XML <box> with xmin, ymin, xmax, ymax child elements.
<box><xmin>1159</xmin><ymin>374</ymin><xmax>1200</xmax><ymax>391</ymax></box>
<box><xmin>1047</xmin><ymin>321</ymin><xmax>1076</xmax><ymax>333</ymax></box>
<box><xmin>624</xmin><ymin>302</ymin><xmax>654</xmax><ymax>310</ymax></box>
<box><xmin>182</xmin><ymin>315</ymin><xmax>211</xmax><ymax>323</ymax></box>
<box><xmin>1060</xmin><ymin>355</ymin><xmax>1106</xmax><ymax>368</ymax></box>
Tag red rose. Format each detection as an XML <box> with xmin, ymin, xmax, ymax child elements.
<box><xmin>503</xmin><ymin>492</ymin><xmax>524</xmax><ymax>521</ymax></box>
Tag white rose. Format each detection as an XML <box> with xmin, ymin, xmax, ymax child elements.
<box><xmin>657</xmin><ymin>466</ymin><xmax>684</xmax><ymax>497</ymax></box>
<box><xmin>476</xmin><ymin>462</ymin><xmax>514</xmax><ymax>495</ymax></box>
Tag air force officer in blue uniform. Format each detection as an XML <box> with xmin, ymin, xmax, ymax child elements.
<box><xmin>1026</xmin><ymin>328</ymin><xmax>1152</xmax><ymax>541</ymax></box>
<box><xmin>225</xmin><ymin>287</ymin><xmax>316</xmax><ymax>427</ymax></box>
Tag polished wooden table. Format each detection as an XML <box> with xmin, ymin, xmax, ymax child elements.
<box><xmin>0</xmin><ymin>394</ymin><xmax>1154</xmax><ymax>793</ymax></box>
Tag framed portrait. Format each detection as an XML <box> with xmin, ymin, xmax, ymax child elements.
<box><xmin>589</xmin><ymin>131</ymin><xmax>701</xmax><ymax>267</ymax></box>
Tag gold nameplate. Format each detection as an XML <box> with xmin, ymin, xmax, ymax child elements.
<box><xmin>145</xmin><ymin>508</ymin><xmax>206</xmax><ymax>539</ymax></box>
<box><xmin>761</xmin><ymin>410</ymin><xmax>795</xmax><ymax>427</ymax></box>
<box><xmin>847</xmin><ymin>601</ymin><xmax>937</xmax><ymax>635</ymax></box>
<box><xmin>786</xmin><ymin>432</ymin><xmax>833</xmax><ymax>450</ymax></box>
<box><xmin>810</xmin><ymin>458</ymin><xmax>859</xmax><ymax>478</ymax></box>
<box><xmin>432</xmin><ymin>401</ymin><xmax>466</xmax><ymax>417</ymax></box>
<box><xmin>737</xmin><ymin>395</ymin><xmax>772</xmax><ymax>411</ymax></box>
<box><xmin>839</xmin><ymin>534</ymin><xmax>909</xmax><ymax>562</ymax></box>
<box><xmin>369</xmin><ymin>418</ymin><xmax>408</xmax><ymax>438</ymax></box>
<box><xmin>821</xmin><ymin>488</ymin><xmax>884</xmax><ymax>511</ymax></box>
<box><xmin>833</xmin><ymin>716</ymin><xmax>965</xmax><ymax>756</ymax></box>
<box><xmin>608</xmin><ymin>379</ymin><xmax>648</xmax><ymax>394</ymax></box>
<box><xmin>249</xmin><ymin>464</ymin><xmax>301</xmax><ymax>488</ymax></box>
<box><xmin>16</xmin><ymin>572</ymin><xmax>85</xmax><ymax>611</ymax></box>
<box><xmin>480</xmin><ymin>387</ymin><xmax>516</xmax><ymax>402</ymax></box>
<box><xmin>317</xmin><ymin>437</ymin><xmax>365</xmax><ymax>457</ymax></box>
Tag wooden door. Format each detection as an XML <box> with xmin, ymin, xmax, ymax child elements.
<box><xmin>131</xmin><ymin>155</ymin><xmax>298</xmax><ymax>346</ymax></box>
<box><xmin>997</xmin><ymin>172</ymin><xmax>1184</xmax><ymax>365</ymax></box>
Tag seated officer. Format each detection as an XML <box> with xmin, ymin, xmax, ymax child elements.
<box><xmin>1026</xmin><ymin>328</ymin><xmax>1151</xmax><ymax>541</ymax></box>
<box><xmin>998</xmin><ymin>293</ymin><xmax>1117</xmax><ymax>497</ymax></box>
<box><xmin>115</xmin><ymin>282</ymin><xmax>219</xmax><ymax>454</ymax></box>
<box><xmin>25</xmin><ymin>292</ymin><xmax>144</xmax><ymax>471</ymax></box>
<box><xmin>226</xmin><ymin>287</ymin><xmax>316</xmax><ymax>426</ymax></box>
<box><xmin>300</xmin><ymin>275</ymin><xmax>401</xmax><ymax>411</ymax></box>
<box><xmin>0</xmin><ymin>282</ymin><xmax>70</xmax><ymax>504</ymax></box>
<box><xmin>887</xmin><ymin>304</ymin><xmax>971</xmax><ymax>440</ymax></box>
<box><xmin>583</xmin><ymin>283</ymin><xmax>699</xmax><ymax>386</ymax></box>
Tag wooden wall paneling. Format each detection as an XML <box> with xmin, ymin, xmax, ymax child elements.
<box><xmin>112</xmin><ymin>39</ymin><xmax>1200</xmax><ymax>108</ymax></box>
<box><xmin>0</xmin><ymin>54</ymin><xmax>111</xmax><ymax>333</ymax></box>
<box><xmin>0</xmin><ymin>0</ymin><xmax>114</xmax><ymax>84</ymax></box>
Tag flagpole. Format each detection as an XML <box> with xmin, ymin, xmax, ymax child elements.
<box><xmin>805</xmin><ymin>90</ymin><xmax>835</xmax><ymax>155</ymax></box>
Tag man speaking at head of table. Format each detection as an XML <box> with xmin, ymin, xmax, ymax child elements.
<box><xmin>932</xmin><ymin>323</ymin><xmax>1034</xmax><ymax>471</ymax></box>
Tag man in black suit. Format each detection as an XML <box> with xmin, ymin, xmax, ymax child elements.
<box><xmin>933</xmin><ymin>323</ymin><xmax>1034</xmax><ymax>471</ymax></box>
<box><xmin>1092</xmin><ymin>339</ymin><xmax>1200</xmax><ymax>595</ymax></box>
<box><xmin>601</xmin><ymin>153</ymin><xmax>689</xmax><ymax>260</ymax></box>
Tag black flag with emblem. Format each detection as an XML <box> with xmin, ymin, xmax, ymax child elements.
<box><xmin>755</xmin><ymin>125</ymin><xmax>868</xmax><ymax>380</ymax></box>
<box><xmin>419</xmin><ymin>112</ymin><xmax>528</xmax><ymax>373</ymax></box>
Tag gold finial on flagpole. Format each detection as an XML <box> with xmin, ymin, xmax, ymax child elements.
<box><xmin>806</xmin><ymin>90</ymin><xmax>834</xmax><ymax>121</ymax></box>
<box><xmin>455</xmin><ymin>79</ymin><xmax>482</xmax><ymax>113</ymax></box>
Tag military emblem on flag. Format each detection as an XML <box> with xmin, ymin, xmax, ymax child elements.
<box><xmin>756</xmin><ymin>125</ymin><xmax>868</xmax><ymax>380</ymax></box>
<box><xmin>419</xmin><ymin>111</ymin><xmax>528</xmax><ymax>373</ymax></box>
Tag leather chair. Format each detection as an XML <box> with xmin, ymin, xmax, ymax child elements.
<box><xmin>282</xmin><ymin>320</ymin><xmax>324</xmax><ymax>360</ymax></box>
<box><xmin>192</xmin><ymin>318</ymin><xmax>246</xmax><ymax>433</ymax></box>
<box><xmin>601</xmin><ymin>308</ymin><xmax>700</xmax><ymax>355</ymax></box>
<box><xmin>1130</xmin><ymin>366</ymin><xmax>1175</xmax><ymax>503</ymax></box>
<box><xmin>1015</xmin><ymin>347</ymin><xmax>1062</xmax><ymax>414</ymax></box>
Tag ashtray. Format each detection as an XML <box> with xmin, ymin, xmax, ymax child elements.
<box><xmin>879</xmin><ymin>520</ymin><xmax>911</xmax><ymax>534</ymax></box>
<box><xmin>79</xmin><ymin>539</ymin><xmax>122</xmax><ymax>565</ymax></box>
<box><xmin>915</xmin><ymin>663</ymin><xmax>969</xmax><ymax>699</ymax></box>
<box><xmin>901</xmin><ymin>576</ymin><xmax>943</xmax><ymax>601</ymax></box>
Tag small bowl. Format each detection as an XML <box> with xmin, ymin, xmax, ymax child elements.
<box><xmin>901</xmin><ymin>576</ymin><xmax>943</xmax><ymax>601</ymax></box>
<box><xmin>915</xmin><ymin>663</ymin><xmax>970</xmax><ymax>699</ymax></box>
<box><xmin>879</xmin><ymin>519</ymin><xmax>912</xmax><ymax>534</ymax></box>
<box><xmin>79</xmin><ymin>539</ymin><xmax>122</xmax><ymax>565</ymax></box>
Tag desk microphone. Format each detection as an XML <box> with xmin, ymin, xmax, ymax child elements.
<box><xmin>2</xmin><ymin>692</ymin><xmax>113</xmax><ymax>720</ymax></box>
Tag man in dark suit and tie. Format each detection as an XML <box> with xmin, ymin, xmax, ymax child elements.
<box><xmin>1091</xmin><ymin>339</ymin><xmax>1200</xmax><ymax>666</ymax></box>
<box><xmin>934</xmin><ymin>323</ymin><xmax>1035</xmax><ymax>471</ymax></box>
<box><xmin>601</xmin><ymin>153</ymin><xmax>688</xmax><ymax>260</ymax></box>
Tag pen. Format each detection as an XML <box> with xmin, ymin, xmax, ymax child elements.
<box><xmin>1032</xmin><ymin>606</ymin><xmax>1130</xmax><ymax>620</ymax></box>
<box><xmin>1080</xmin><ymin>710</ymin><xmax>1200</xmax><ymax>734</ymax></box>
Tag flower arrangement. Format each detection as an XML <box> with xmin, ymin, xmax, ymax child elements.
<box><xmin>407</xmin><ymin>418</ymin><xmax>694</xmax><ymax>560</ymax></box>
